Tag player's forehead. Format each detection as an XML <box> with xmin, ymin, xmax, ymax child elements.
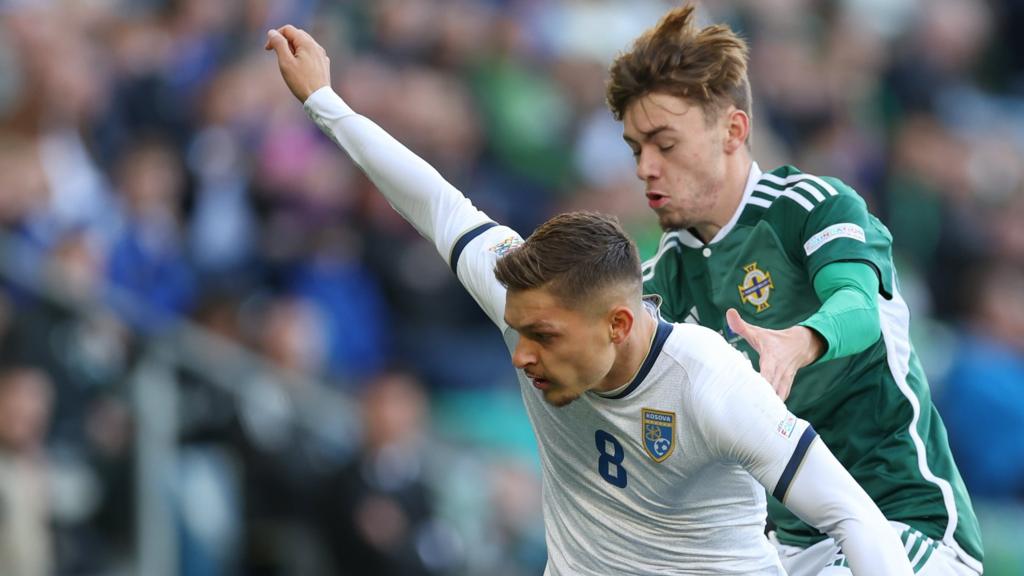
<box><xmin>504</xmin><ymin>287</ymin><xmax>577</xmax><ymax>330</ymax></box>
<box><xmin>622</xmin><ymin>92</ymin><xmax>704</xmax><ymax>137</ymax></box>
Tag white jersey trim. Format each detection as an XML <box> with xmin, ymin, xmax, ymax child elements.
<box><xmin>878</xmin><ymin>273</ymin><xmax>982</xmax><ymax>573</ymax></box>
<box><xmin>707</xmin><ymin>161</ymin><xmax>764</xmax><ymax>244</ymax></box>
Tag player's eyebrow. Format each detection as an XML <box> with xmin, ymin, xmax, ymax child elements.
<box><xmin>505</xmin><ymin>319</ymin><xmax>558</xmax><ymax>333</ymax></box>
<box><xmin>623</xmin><ymin>125</ymin><xmax>673</xmax><ymax>144</ymax></box>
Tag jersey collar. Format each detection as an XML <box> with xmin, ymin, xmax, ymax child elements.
<box><xmin>671</xmin><ymin>161</ymin><xmax>763</xmax><ymax>248</ymax></box>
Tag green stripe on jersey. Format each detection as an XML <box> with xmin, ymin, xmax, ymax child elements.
<box><xmin>913</xmin><ymin>541</ymin><xmax>938</xmax><ymax>572</ymax></box>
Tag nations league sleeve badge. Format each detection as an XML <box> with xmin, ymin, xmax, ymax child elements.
<box><xmin>642</xmin><ymin>408</ymin><xmax>676</xmax><ymax>463</ymax></box>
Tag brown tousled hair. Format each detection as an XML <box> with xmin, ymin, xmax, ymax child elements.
<box><xmin>493</xmin><ymin>211</ymin><xmax>641</xmax><ymax>309</ymax></box>
<box><xmin>606</xmin><ymin>4</ymin><xmax>751</xmax><ymax>123</ymax></box>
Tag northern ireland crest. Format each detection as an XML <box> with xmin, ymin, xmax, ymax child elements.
<box><xmin>738</xmin><ymin>262</ymin><xmax>774</xmax><ymax>313</ymax></box>
<box><xmin>642</xmin><ymin>408</ymin><xmax>676</xmax><ymax>463</ymax></box>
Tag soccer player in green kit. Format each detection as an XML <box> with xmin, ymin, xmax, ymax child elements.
<box><xmin>606</xmin><ymin>5</ymin><xmax>983</xmax><ymax>575</ymax></box>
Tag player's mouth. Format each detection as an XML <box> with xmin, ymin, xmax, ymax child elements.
<box><xmin>527</xmin><ymin>374</ymin><xmax>552</xmax><ymax>390</ymax></box>
<box><xmin>646</xmin><ymin>191</ymin><xmax>669</xmax><ymax>210</ymax></box>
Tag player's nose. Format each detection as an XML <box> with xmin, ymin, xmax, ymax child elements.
<box><xmin>511</xmin><ymin>340</ymin><xmax>536</xmax><ymax>369</ymax></box>
<box><xmin>635</xmin><ymin>148</ymin><xmax>660</xmax><ymax>181</ymax></box>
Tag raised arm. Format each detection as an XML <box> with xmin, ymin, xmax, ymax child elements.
<box><xmin>695</xmin><ymin>339</ymin><xmax>913</xmax><ymax>575</ymax></box>
<box><xmin>265</xmin><ymin>26</ymin><xmax>516</xmax><ymax>327</ymax></box>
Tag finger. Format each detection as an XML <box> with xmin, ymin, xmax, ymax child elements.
<box><xmin>278</xmin><ymin>24</ymin><xmax>318</xmax><ymax>53</ymax></box>
<box><xmin>765</xmin><ymin>354</ymin><xmax>791</xmax><ymax>396</ymax></box>
<box><xmin>776</xmin><ymin>371</ymin><xmax>795</xmax><ymax>401</ymax></box>
<box><xmin>278</xmin><ymin>24</ymin><xmax>301</xmax><ymax>42</ymax></box>
<box><xmin>763</xmin><ymin>362</ymin><xmax>782</xmax><ymax>394</ymax></box>
<box><xmin>726</xmin><ymin>308</ymin><xmax>760</xmax><ymax>350</ymax></box>
<box><xmin>754</xmin><ymin>351</ymin><xmax>774</xmax><ymax>382</ymax></box>
<box><xmin>265</xmin><ymin>29</ymin><xmax>294</xmax><ymax>61</ymax></box>
<box><xmin>760</xmin><ymin>365</ymin><xmax>786</xmax><ymax>398</ymax></box>
<box><xmin>777</xmin><ymin>380</ymin><xmax>791</xmax><ymax>401</ymax></box>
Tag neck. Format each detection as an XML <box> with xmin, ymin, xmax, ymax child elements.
<box><xmin>692</xmin><ymin>151</ymin><xmax>753</xmax><ymax>243</ymax></box>
<box><xmin>597</xmin><ymin>307</ymin><xmax>659</xmax><ymax>393</ymax></box>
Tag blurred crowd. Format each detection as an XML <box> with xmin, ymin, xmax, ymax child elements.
<box><xmin>0</xmin><ymin>0</ymin><xmax>1022</xmax><ymax>574</ymax></box>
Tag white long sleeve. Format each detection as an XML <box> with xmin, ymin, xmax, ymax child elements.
<box><xmin>781</xmin><ymin>441</ymin><xmax>914</xmax><ymax>575</ymax></box>
<box><xmin>302</xmin><ymin>87</ymin><xmax>517</xmax><ymax>328</ymax></box>
<box><xmin>303</xmin><ymin>87</ymin><xmax>490</xmax><ymax>260</ymax></box>
<box><xmin>695</xmin><ymin>344</ymin><xmax>914</xmax><ymax>576</ymax></box>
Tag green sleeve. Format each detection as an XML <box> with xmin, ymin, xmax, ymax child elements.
<box><xmin>797</xmin><ymin>184</ymin><xmax>894</xmax><ymax>299</ymax></box>
<box><xmin>799</xmin><ymin>261</ymin><xmax>881</xmax><ymax>363</ymax></box>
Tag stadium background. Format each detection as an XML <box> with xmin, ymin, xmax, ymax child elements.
<box><xmin>0</xmin><ymin>0</ymin><xmax>1021</xmax><ymax>574</ymax></box>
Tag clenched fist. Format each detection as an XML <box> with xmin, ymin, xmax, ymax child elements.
<box><xmin>265</xmin><ymin>25</ymin><xmax>331</xmax><ymax>103</ymax></box>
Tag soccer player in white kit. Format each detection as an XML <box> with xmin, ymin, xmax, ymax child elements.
<box><xmin>266</xmin><ymin>25</ymin><xmax>914</xmax><ymax>576</ymax></box>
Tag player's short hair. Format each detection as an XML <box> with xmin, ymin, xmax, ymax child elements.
<box><xmin>606</xmin><ymin>4</ymin><xmax>751</xmax><ymax>124</ymax></box>
<box><xmin>494</xmin><ymin>211</ymin><xmax>641</xmax><ymax>309</ymax></box>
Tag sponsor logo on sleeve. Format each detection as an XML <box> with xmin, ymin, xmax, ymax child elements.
<box><xmin>803</xmin><ymin>223</ymin><xmax>865</xmax><ymax>256</ymax></box>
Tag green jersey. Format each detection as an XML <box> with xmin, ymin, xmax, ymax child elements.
<box><xmin>642</xmin><ymin>163</ymin><xmax>983</xmax><ymax>571</ymax></box>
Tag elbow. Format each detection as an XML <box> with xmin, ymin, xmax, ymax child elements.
<box><xmin>848</xmin><ymin>293</ymin><xmax>881</xmax><ymax>354</ymax></box>
<box><xmin>825</xmin><ymin>514</ymin><xmax>871</xmax><ymax>547</ymax></box>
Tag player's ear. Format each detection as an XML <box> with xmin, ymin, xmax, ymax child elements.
<box><xmin>723</xmin><ymin>107</ymin><xmax>749</xmax><ymax>154</ymax></box>
<box><xmin>608</xmin><ymin>306</ymin><xmax>635</xmax><ymax>344</ymax></box>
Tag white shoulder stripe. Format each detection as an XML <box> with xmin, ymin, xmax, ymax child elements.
<box><xmin>748</xmin><ymin>196</ymin><xmax>773</xmax><ymax>209</ymax></box>
<box><xmin>642</xmin><ymin>235</ymin><xmax>682</xmax><ymax>281</ymax></box>
<box><xmin>758</xmin><ymin>172</ymin><xmax>840</xmax><ymax>200</ymax></box>
<box><xmin>794</xmin><ymin>181</ymin><xmax>825</xmax><ymax>202</ymax></box>
<box><xmin>752</xmin><ymin>185</ymin><xmax>815</xmax><ymax>212</ymax></box>
<box><xmin>756</xmin><ymin>172</ymin><xmax>791</xmax><ymax>186</ymax></box>
<box><xmin>801</xmin><ymin>174</ymin><xmax>840</xmax><ymax>197</ymax></box>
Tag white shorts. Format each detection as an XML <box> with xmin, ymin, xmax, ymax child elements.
<box><xmin>769</xmin><ymin>522</ymin><xmax>981</xmax><ymax>576</ymax></box>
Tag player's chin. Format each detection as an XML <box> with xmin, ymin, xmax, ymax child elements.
<box><xmin>542</xmin><ymin>389</ymin><xmax>579</xmax><ymax>408</ymax></box>
<box><xmin>656</xmin><ymin>211</ymin><xmax>688</xmax><ymax>232</ymax></box>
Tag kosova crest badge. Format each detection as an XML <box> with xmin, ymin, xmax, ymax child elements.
<box><xmin>642</xmin><ymin>408</ymin><xmax>676</xmax><ymax>463</ymax></box>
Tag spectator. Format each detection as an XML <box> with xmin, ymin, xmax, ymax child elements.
<box><xmin>315</xmin><ymin>371</ymin><xmax>460</xmax><ymax>575</ymax></box>
<box><xmin>939</xmin><ymin>263</ymin><xmax>1024</xmax><ymax>498</ymax></box>
<box><xmin>0</xmin><ymin>366</ymin><xmax>55</xmax><ymax>576</ymax></box>
<box><xmin>106</xmin><ymin>136</ymin><xmax>197</xmax><ymax>329</ymax></box>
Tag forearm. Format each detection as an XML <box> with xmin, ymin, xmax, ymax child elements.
<box><xmin>302</xmin><ymin>87</ymin><xmax>491</xmax><ymax>263</ymax></box>
<box><xmin>782</xmin><ymin>441</ymin><xmax>913</xmax><ymax>575</ymax></box>
<box><xmin>302</xmin><ymin>86</ymin><xmax>514</xmax><ymax>328</ymax></box>
<box><xmin>800</xmin><ymin>261</ymin><xmax>880</xmax><ymax>363</ymax></box>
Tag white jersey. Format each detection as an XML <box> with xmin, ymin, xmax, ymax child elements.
<box><xmin>458</xmin><ymin>223</ymin><xmax>802</xmax><ymax>575</ymax></box>
<box><xmin>302</xmin><ymin>87</ymin><xmax>915</xmax><ymax>576</ymax></box>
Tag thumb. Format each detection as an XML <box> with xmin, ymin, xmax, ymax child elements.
<box><xmin>265</xmin><ymin>29</ymin><xmax>293</xmax><ymax>59</ymax></box>
<box><xmin>726</xmin><ymin>308</ymin><xmax>759</xmax><ymax>347</ymax></box>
